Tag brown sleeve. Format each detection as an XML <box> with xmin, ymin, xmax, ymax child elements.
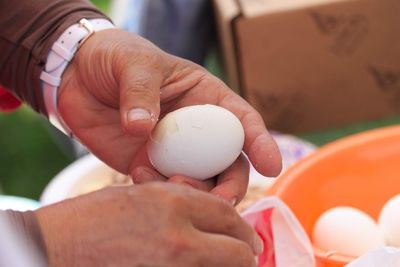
<box><xmin>1</xmin><ymin>210</ymin><xmax>47</xmax><ymax>265</ymax></box>
<box><xmin>0</xmin><ymin>0</ymin><xmax>110</xmax><ymax>115</ymax></box>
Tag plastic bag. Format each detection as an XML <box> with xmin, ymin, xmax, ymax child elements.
<box><xmin>241</xmin><ymin>197</ymin><xmax>316</xmax><ymax>267</ymax></box>
<box><xmin>345</xmin><ymin>247</ymin><xmax>400</xmax><ymax>267</ymax></box>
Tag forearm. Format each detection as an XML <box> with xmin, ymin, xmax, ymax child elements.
<box><xmin>0</xmin><ymin>0</ymin><xmax>108</xmax><ymax>115</ymax></box>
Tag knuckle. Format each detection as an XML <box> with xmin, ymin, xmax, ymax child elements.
<box><xmin>124</xmin><ymin>83</ymin><xmax>152</xmax><ymax>97</ymax></box>
<box><xmin>164</xmin><ymin>191</ymin><xmax>187</xmax><ymax>211</ymax></box>
<box><xmin>218</xmin><ymin>201</ymin><xmax>239</xmax><ymax>230</ymax></box>
<box><xmin>163</xmin><ymin>230</ymin><xmax>193</xmax><ymax>262</ymax></box>
<box><xmin>224</xmin><ymin>213</ymin><xmax>240</xmax><ymax>233</ymax></box>
<box><xmin>140</xmin><ymin>183</ymin><xmax>189</xmax><ymax>212</ymax></box>
<box><xmin>123</xmin><ymin>81</ymin><xmax>159</xmax><ymax>104</ymax></box>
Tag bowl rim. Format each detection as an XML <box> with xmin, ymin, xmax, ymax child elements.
<box><xmin>269</xmin><ymin>125</ymin><xmax>400</xmax><ymax>196</ymax></box>
<box><xmin>313</xmin><ymin>246</ymin><xmax>356</xmax><ymax>264</ymax></box>
<box><xmin>40</xmin><ymin>154</ymin><xmax>103</xmax><ymax>206</ymax></box>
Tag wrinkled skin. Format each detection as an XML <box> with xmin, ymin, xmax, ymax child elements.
<box><xmin>59</xmin><ymin>29</ymin><xmax>282</xmax><ymax>204</ymax></box>
<box><xmin>43</xmin><ymin>29</ymin><xmax>283</xmax><ymax>266</ymax></box>
<box><xmin>36</xmin><ymin>183</ymin><xmax>262</xmax><ymax>267</ymax></box>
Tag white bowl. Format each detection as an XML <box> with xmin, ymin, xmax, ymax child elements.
<box><xmin>40</xmin><ymin>154</ymin><xmax>131</xmax><ymax>206</ymax></box>
<box><xmin>41</xmin><ymin>133</ymin><xmax>316</xmax><ymax>207</ymax></box>
<box><xmin>0</xmin><ymin>196</ymin><xmax>40</xmax><ymax>211</ymax></box>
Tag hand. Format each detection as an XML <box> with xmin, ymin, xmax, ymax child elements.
<box><xmin>59</xmin><ymin>29</ymin><xmax>281</xmax><ymax>204</ymax></box>
<box><xmin>35</xmin><ymin>183</ymin><xmax>263</xmax><ymax>267</ymax></box>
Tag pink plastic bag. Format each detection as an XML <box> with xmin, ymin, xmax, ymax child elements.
<box><xmin>241</xmin><ymin>197</ymin><xmax>316</xmax><ymax>267</ymax></box>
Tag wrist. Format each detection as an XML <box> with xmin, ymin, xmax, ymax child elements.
<box><xmin>40</xmin><ymin>18</ymin><xmax>115</xmax><ymax>136</ymax></box>
<box><xmin>35</xmin><ymin>203</ymin><xmax>79</xmax><ymax>267</ymax></box>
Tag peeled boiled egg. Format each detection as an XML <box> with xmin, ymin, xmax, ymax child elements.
<box><xmin>312</xmin><ymin>207</ymin><xmax>385</xmax><ymax>257</ymax></box>
<box><xmin>147</xmin><ymin>104</ymin><xmax>245</xmax><ymax>180</ymax></box>
<box><xmin>378</xmin><ymin>194</ymin><xmax>400</xmax><ymax>247</ymax></box>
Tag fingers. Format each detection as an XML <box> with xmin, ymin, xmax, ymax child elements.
<box><xmin>118</xmin><ymin>65</ymin><xmax>163</xmax><ymax>136</ymax></box>
<box><xmin>168</xmin><ymin>175</ymin><xmax>215</xmax><ymax>192</ymax></box>
<box><xmin>130</xmin><ymin>143</ymin><xmax>216</xmax><ymax>191</ymax></box>
<box><xmin>186</xmin><ymin>192</ymin><xmax>262</xmax><ymax>256</ymax></box>
<box><xmin>246</xmin><ymin>128</ymin><xmax>282</xmax><ymax>177</ymax></box>
<box><xmin>218</xmin><ymin>90</ymin><xmax>282</xmax><ymax>177</ymax></box>
<box><xmin>132</xmin><ymin>168</ymin><xmax>215</xmax><ymax>192</ymax></box>
<box><xmin>210</xmin><ymin>153</ymin><xmax>249</xmax><ymax>205</ymax></box>
<box><xmin>131</xmin><ymin>166</ymin><xmax>167</xmax><ymax>183</ymax></box>
<box><xmin>195</xmin><ymin>232</ymin><xmax>258</xmax><ymax>267</ymax></box>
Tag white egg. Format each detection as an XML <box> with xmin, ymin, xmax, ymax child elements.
<box><xmin>379</xmin><ymin>194</ymin><xmax>400</xmax><ymax>247</ymax></box>
<box><xmin>147</xmin><ymin>104</ymin><xmax>245</xmax><ymax>180</ymax></box>
<box><xmin>312</xmin><ymin>207</ymin><xmax>385</xmax><ymax>257</ymax></box>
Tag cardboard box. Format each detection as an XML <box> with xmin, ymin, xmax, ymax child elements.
<box><xmin>214</xmin><ymin>0</ymin><xmax>400</xmax><ymax>132</ymax></box>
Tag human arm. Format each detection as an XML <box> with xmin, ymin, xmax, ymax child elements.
<box><xmin>0</xmin><ymin>0</ymin><xmax>107</xmax><ymax>113</ymax></box>
<box><xmin>0</xmin><ymin>0</ymin><xmax>282</xmax><ymax>204</ymax></box>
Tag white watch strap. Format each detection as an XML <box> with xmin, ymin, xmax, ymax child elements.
<box><xmin>40</xmin><ymin>18</ymin><xmax>115</xmax><ymax>136</ymax></box>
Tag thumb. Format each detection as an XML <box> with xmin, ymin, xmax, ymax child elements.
<box><xmin>119</xmin><ymin>67</ymin><xmax>162</xmax><ymax>136</ymax></box>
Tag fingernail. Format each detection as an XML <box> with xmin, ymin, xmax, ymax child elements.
<box><xmin>128</xmin><ymin>108</ymin><xmax>151</xmax><ymax>122</ymax></box>
<box><xmin>253</xmin><ymin>234</ymin><xmax>264</xmax><ymax>256</ymax></box>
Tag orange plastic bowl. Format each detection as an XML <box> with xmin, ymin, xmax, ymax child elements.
<box><xmin>266</xmin><ymin>125</ymin><xmax>400</xmax><ymax>267</ymax></box>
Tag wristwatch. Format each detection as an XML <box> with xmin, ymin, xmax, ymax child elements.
<box><xmin>40</xmin><ymin>18</ymin><xmax>115</xmax><ymax>136</ymax></box>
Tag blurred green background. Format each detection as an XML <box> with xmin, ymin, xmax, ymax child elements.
<box><xmin>92</xmin><ymin>0</ymin><xmax>110</xmax><ymax>11</ymax></box>
<box><xmin>0</xmin><ymin>0</ymin><xmax>112</xmax><ymax>199</ymax></box>
<box><xmin>1</xmin><ymin>0</ymin><xmax>399</xmax><ymax>200</ymax></box>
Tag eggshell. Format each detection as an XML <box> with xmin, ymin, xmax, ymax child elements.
<box><xmin>312</xmin><ymin>207</ymin><xmax>385</xmax><ymax>257</ymax></box>
<box><xmin>378</xmin><ymin>194</ymin><xmax>400</xmax><ymax>247</ymax></box>
<box><xmin>147</xmin><ymin>104</ymin><xmax>245</xmax><ymax>180</ymax></box>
